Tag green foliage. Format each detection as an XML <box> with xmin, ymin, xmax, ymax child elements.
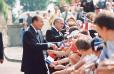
<box><xmin>65</xmin><ymin>0</ymin><xmax>71</xmax><ymax>4</ymax></box>
<box><xmin>54</xmin><ymin>0</ymin><xmax>61</xmax><ymax>6</ymax></box>
<box><xmin>5</xmin><ymin>0</ymin><xmax>16</xmax><ymax>7</ymax></box>
<box><xmin>20</xmin><ymin>0</ymin><xmax>48</xmax><ymax>11</ymax></box>
<box><xmin>0</xmin><ymin>0</ymin><xmax>4</xmax><ymax>12</ymax></box>
<box><xmin>0</xmin><ymin>0</ymin><xmax>9</xmax><ymax>21</ymax></box>
<box><xmin>3</xmin><ymin>2</ymin><xmax>9</xmax><ymax>20</ymax></box>
<box><xmin>55</xmin><ymin>0</ymin><xmax>71</xmax><ymax>6</ymax></box>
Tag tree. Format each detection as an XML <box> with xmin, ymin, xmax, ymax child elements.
<box><xmin>65</xmin><ymin>0</ymin><xmax>71</xmax><ymax>4</ymax></box>
<box><xmin>0</xmin><ymin>0</ymin><xmax>9</xmax><ymax>20</ymax></box>
<box><xmin>0</xmin><ymin>0</ymin><xmax>4</xmax><ymax>12</ymax></box>
<box><xmin>20</xmin><ymin>0</ymin><xmax>48</xmax><ymax>11</ymax></box>
<box><xmin>5</xmin><ymin>0</ymin><xmax>16</xmax><ymax>7</ymax></box>
<box><xmin>54</xmin><ymin>0</ymin><xmax>71</xmax><ymax>8</ymax></box>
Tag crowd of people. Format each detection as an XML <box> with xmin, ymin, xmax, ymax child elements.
<box><xmin>20</xmin><ymin>0</ymin><xmax>114</xmax><ymax>74</ymax></box>
<box><xmin>0</xmin><ymin>0</ymin><xmax>114</xmax><ymax>74</ymax></box>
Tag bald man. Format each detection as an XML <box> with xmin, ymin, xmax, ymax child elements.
<box><xmin>21</xmin><ymin>16</ymin><xmax>57</xmax><ymax>74</ymax></box>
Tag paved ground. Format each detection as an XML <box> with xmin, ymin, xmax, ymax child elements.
<box><xmin>0</xmin><ymin>47</ymin><xmax>24</xmax><ymax>74</ymax></box>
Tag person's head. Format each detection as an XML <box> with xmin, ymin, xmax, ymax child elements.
<box><xmin>67</xmin><ymin>30</ymin><xmax>79</xmax><ymax>39</ymax></box>
<box><xmin>69</xmin><ymin>27</ymin><xmax>79</xmax><ymax>34</ymax></box>
<box><xmin>63</xmin><ymin>4</ymin><xmax>69</xmax><ymax>11</ymax></box>
<box><xmin>80</xmin><ymin>30</ymin><xmax>88</xmax><ymax>35</ymax></box>
<box><xmin>53</xmin><ymin>17</ymin><xmax>64</xmax><ymax>31</ymax></box>
<box><xmin>54</xmin><ymin>6</ymin><xmax>60</xmax><ymax>13</ymax></box>
<box><xmin>66</xmin><ymin>16</ymin><xmax>76</xmax><ymax>27</ymax></box>
<box><xmin>106</xmin><ymin>2</ymin><xmax>112</xmax><ymax>10</ymax></box>
<box><xmin>36</xmin><ymin>11</ymin><xmax>39</xmax><ymax>15</ymax></box>
<box><xmin>22</xmin><ymin>22</ymin><xmax>28</xmax><ymax>29</ymax></box>
<box><xmin>27</xmin><ymin>13</ymin><xmax>30</xmax><ymax>17</ymax></box>
<box><xmin>76</xmin><ymin>20</ymin><xmax>83</xmax><ymax>29</ymax></box>
<box><xmin>94</xmin><ymin>11</ymin><xmax>114</xmax><ymax>41</ymax></box>
<box><xmin>86</xmin><ymin>12</ymin><xmax>96</xmax><ymax>22</ymax></box>
<box><xmin>32</xmin><ymin>16</ymin><xmax>44</xmax><ymax>30</ymax></box>
<box><xmin>91</xmin><ymin>37</ymin><xmax>104</xmax><ymax>56</ymax></box>
<box><xmin>75</xmin><ymin>39</ymin><xmax>92</xmax><ymax>56</ymax></box>
<box><xmin>54</xmin><ymin>6</ymin><xmax>61</xmax><ymax>16</ymax></box>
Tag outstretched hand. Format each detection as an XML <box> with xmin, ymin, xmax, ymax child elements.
<box><xmin>50</xmin><ymin>44</ymin><xmax>58</xmax><ymax>50</ymax></box>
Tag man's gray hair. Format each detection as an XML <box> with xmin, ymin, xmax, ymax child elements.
<box><xmin>53</xmin><ymin>17</ymin><xmax>64</xmax><ymax>25</ymax></box>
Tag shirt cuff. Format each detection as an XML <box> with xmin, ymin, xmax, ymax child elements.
<box><xmin>47</xmin><ymin>43</ymin><xmax>52</xmax><ymax>48</ymax></box>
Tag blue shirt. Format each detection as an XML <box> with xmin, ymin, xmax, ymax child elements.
<box><xmin>98</xmin><ymin>41</ymin><xmax>114</xmax><ymax>62</ymax></box>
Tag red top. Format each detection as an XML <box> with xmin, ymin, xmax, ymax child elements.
<box><xmin>70</xmin><ymin>39</ymin><xmax>82</xmax><ymax>56</ymax></box>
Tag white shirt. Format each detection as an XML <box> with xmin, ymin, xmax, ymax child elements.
<box><xmin>31</xmin><ymin>25</ymin><xmax>38</xmax><ymax>33</ymax></box>
<box><xmin>83</xmin><ymin>54</ymin><xmax>98</xmax><ymax>64</ymax></box>
<box><xmin>52</xmin><ymin>25</ymin><xmax>59</xmax><ymax>32</ymax></box>
<box><xmin>106</xmin><ymin>41</ymin><xmax>114</xmax><ymax>58</ymax></box>
<box><xmin>52</xmin><ymin>25</ymin><xmax>63</xmax><ymax>35</ymax></box>
<box><xmin>31</xmin><ymin>25</ymin><xmax>52</xmax><ymax>48</ymax></box>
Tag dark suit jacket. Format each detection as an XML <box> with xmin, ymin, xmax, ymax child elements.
<box><xmin>0</xmin><ymin>32</ymin><xmax>3</xmax><ymax>60</ymax></box>
<box><xmin>21</xmin><ymin>26</ymin><xmax>48</xmax><ymax>74</ymax></box>
<box><xmin>46</xmin><ymin>27</ymin><xmax>64</xmax><ymax>42</ymax></box>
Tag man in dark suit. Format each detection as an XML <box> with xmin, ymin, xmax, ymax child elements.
<box><xmin>46</xmin><ymin>17</ymin><xmax>64</xmax><ymax>73</ymax></box>
<box><xmin>21</xmin><ymin>16</ymin><xmax>57</xmax><ymax>74</ymax></box>
<box><xmin>46</xmin><ymin>17</ymin><xmax>64</xmax><ymax>43</ymax></box>
<box><xmin>0</xmin><ymin>32</ymin><xmax>3</xmax><ymax>64</ymax></box>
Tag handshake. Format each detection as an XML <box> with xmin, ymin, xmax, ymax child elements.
<box><xmin>48</xmin><ymin>43</ymin><xmax>58</xmax><ymax>50</ymax></box>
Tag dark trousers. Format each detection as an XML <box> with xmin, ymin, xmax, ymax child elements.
<box><xmin>24</xmin><ymin>72</ymin><xmax>48</xmax><ymax>74</ymax></box>
<box><xmin>24</xmin><ymin>72</ymin><xmax>37</xmax><ymax>74</ymax></box>
<box><xmin>24</xmin><ymin>73</ymin><xmax>38</xmax><ymax>74</ymax></box>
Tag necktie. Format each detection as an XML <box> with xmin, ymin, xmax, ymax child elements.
<box><xmin>36</xmin><ymin>30</ymin><xmax>43</xmax><ymax>43</ymax></box>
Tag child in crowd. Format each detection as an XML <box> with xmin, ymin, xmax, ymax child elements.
<box><xmin>52</xmin><ymin>37</ymin><xmax>92</xmax><ymax>74</ymax></box>
<box><xmin>52</xmin><ymin>35</ymin><xmax>104</xmax><ymax>74</ymax></box>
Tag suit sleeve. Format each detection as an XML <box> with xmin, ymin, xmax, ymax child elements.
<box><xmin>46</xmin><ymin>30</ymin><xmax>64</xmax><ymax>42</ymax></box>
<box><xmin>23</xmin><ymin>31</ymin><xmax>48</xmax><ymax>50</ymax></box>
<box><xmin>0</xmin><ymin>33</ymin><xmax>3</xmax><ymax>60</ymax></box>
